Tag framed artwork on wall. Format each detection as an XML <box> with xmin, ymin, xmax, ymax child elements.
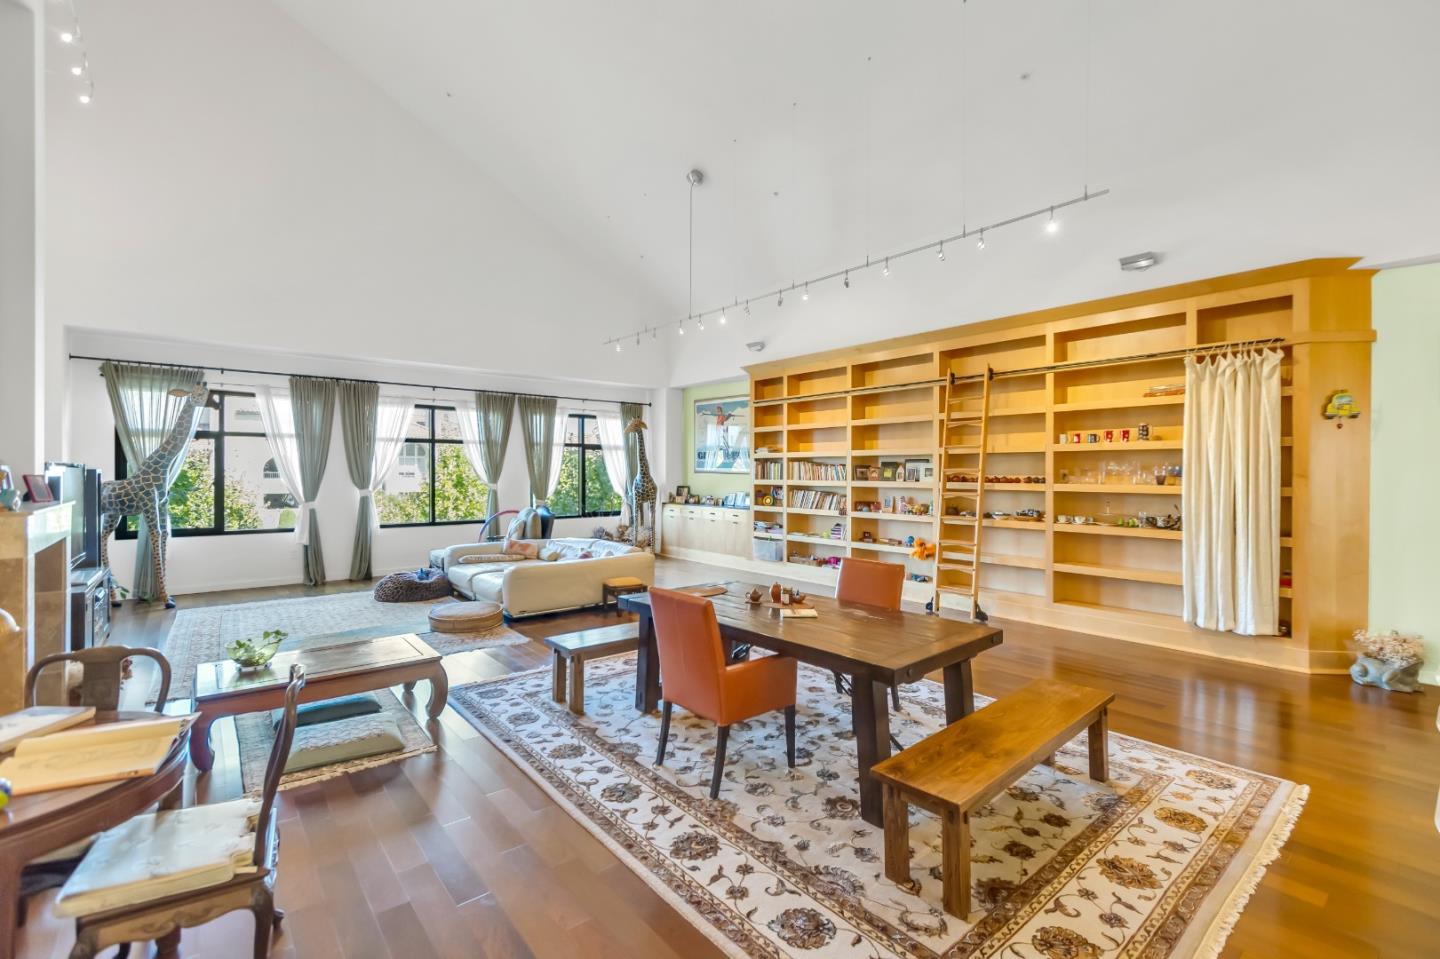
<box><xmin>693</xmin><ymin>397</ymin><xmax>751</xmax><ymax>474</ymax></box>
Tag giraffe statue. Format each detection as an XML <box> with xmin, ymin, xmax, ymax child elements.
<box><xmin>99</xmin><ymin>383</ymin><xmax>217</xmax><ymax>609</ymax></box>
<box><xmin>625</xmin><ymin>418</ymin><xmax>657</xmax><ymax>549</ymax></box>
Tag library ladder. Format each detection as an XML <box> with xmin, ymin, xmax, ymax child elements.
<box><xmin>933</xmin><ymin>365</ymin><xmax>992</xmax><ymax>622</ymax></box>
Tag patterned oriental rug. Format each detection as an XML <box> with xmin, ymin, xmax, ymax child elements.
<box><xmin>161</xmin><ymin>590</ymin><xmax>527</xmax><ymax>698</ymax></box>
<box><xmin>450</xmin><ymin>656</ymin><xmax>1306</xmax><ymax>959</ymax></box>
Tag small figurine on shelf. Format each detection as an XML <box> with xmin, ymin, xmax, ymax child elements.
<box><xmin>909</xmin><ymin>538</ymin><xmax>936</xmax><ymax>560</ymax></box>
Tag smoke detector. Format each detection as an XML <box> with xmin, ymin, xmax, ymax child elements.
<box><xmin>1119</xmin><ymin>251</ymin><xmax>1161</xmax><ymax>272</ymax></box>
<box><xmin>746</xmin><ymin>341</ymin><xmax>766</xmax><ymax>353</ymax></box>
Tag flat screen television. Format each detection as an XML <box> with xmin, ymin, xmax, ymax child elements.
<box><xmin>44</xmin><ymin>462</ymin><xmax>102</xmax><ymax>569</ymax></box>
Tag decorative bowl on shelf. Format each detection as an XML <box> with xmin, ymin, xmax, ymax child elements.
<box><xmin>226</xmin><ymin>629</ymin><xmax>287</xmax><ymax>671</ymax></box>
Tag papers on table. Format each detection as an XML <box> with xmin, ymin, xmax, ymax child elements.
<box><xmin>0</xmin><ymin>706</ymin><xmax>96</xmax><ymax>753</ymax></box>
<box><xmin>0</xmin><ymin>713</ymin><xmax>195</xmax><ymax>796</ymax></box>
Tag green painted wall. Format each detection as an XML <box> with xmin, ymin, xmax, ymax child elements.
<box><xmin>682</xmin><ymin>378</ymin><xmax>750</xmax><ymax>498</ymax></box>
<box><xmin>1369</xmin><ymin>262</ymin><xmax>1440</xmax><ymax>685</ymax></box>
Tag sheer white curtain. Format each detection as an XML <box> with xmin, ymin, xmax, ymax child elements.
<box><xmin>546</xmin><ymin>408</ymin><xmax>572</xmax><ymax>500</ymax></box>
<box><xmin>367</xmin><ymin>396</ymin><xmax>413</xmax><ymax>530</ymax></box>
<box><xmin>1181</xmin><ymin>349</ymin><xmax>1282</xmax><ymax>635</ymax></box>
<box><xmin>254</xmin><ymin>385</ymin><xmax>311</xmax><ymax>545</ymax></box>
<box><xmin>453</xmin><ymin>396</ymin><xmax>492</xmax><ymax>508</ymax></box>
<box><xmin>594</xmin><ymin>411</ymin><xmax>628</xmax><ymax>502</ymax></box>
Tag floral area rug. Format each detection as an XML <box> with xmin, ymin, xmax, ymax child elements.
<box><xmin>161</xmin><ymin>590</ymin><xmax>526</xmax><ymax>698</ymax></box>
<box><xmin>449</xmin><ymin>655</ymin><xmax>1306</xmax><ymax>959</ymax></box>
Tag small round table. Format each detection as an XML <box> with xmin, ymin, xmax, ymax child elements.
<box><xmin>0</xmin><ymin>711</ymin><xmax>189</xmax><ymax>958</ymax></box>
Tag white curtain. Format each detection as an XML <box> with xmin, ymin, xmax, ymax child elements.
<box><xmin>1181</xmin><ymin>350</ymin><xmax>1282</xmax><ymax>635</ymax></box>
<box><xmin>367</xmin><ymin>396</ymin><xmax>413</xmax><ymax>531</ymax></box>
<box><xmin>594</xmin><ymin>411</ymin><xmax>628</xmax><ymax>503</ymax></box>
<box><xmin>254</xmin><ymin>385</ymin><xmax>312</xmax><ymax>546</ymax></box>
<box><xmin>546</xmin><ymin>408</ymin><xmax>571</xmax><ymax>500</ymax></box>
<box><xmin>453</xmin><ymin>396</ymin><xmax>492</xmax><ymax>506</ymax></box>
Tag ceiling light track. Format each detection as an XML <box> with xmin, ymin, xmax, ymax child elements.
<box><xmin>601</xmin><ymin>187</ymin><xmax>1109</xmax><ymax>350</ymax></box>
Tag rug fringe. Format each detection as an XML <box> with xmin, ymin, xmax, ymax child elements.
<box><xmin>1192</xmin><ymin>782</ymin><xmax>1310</xmax><ymax>959</ymax></box>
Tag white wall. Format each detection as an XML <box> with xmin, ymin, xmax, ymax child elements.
<box><xmin>0</xmin><ymin>0</ymin><xmax>44</xmax><ymax>475</ymax></box>
<box><xmin>44</xmin><ymin>0</ymin><xmax>669</xmax><ymax>397</ymax></box>
<box><xmin>1368</xmin><ymin>262</ymin><xmax>1440</xmax><ymax>685</ymax></box>
<box><xmin>66</xmin><ymin>332</ymin><xmax>662</xmax><ymax>595</ymax></box>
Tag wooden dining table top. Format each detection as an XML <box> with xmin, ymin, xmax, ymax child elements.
<box><xmin>622</xmin><ymin>582</ymin><xmax>1002</xmax><ymax>683</ymax></box>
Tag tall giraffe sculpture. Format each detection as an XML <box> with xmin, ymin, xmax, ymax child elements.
<box><xmin>100</xmin><ymin>383</ymin><xmax>217</xmax><ymax>609</ymax></box>
<box><xmin>625</xmin><ymin>418</ymin><xmax>657</xmax><ymax>549</ymax></box>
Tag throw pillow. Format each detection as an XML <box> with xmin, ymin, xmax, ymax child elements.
<box><xmin>282</xmin><ymin>715</ymin><xmax>406</xmax><ymax>774</ymax></box>
<box><xmin>457</xmin><ymin>552</ymin><xmax>527</xmax><ymax>564</ymax></box>
<box><xmin>538</xmin><ymin>546</ymin><xmax>563</xmax><ymax>562</ymax></box>
<box><xmin>503</xmin><ymin>538</ymin><xmax>541</xmax><ymax>559</ymax></box>
<box><xmin>274</xmin><ymin>693</ymin><xmax>383</xmax><ymax>730</ymax></box>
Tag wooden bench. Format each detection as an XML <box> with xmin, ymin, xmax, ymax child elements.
<box><xmin>543</xmin><ymin>622</ymin><xmax>640</xmax><ymax>714</ymax></box>
<box><xmin>871</xmin><ymin>678</ymin><xmax>1115</xmax><ymax>920</ymax></box>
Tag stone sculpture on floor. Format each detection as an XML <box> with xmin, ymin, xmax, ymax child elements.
<box><xmin>626</xmin><ymin>418</ymin><xmax>656</xmax><ymax>550</ymax></box>
<box><xmin>100</xmin><ymin>383</ymin><xmax>216</xmax><ymax>609</ymax></box>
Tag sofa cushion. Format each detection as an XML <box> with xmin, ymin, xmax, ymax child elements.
<box><xmin>283</xmin><ymin>714</ymin><xmax>406</xmax><ymax>774</ymax></box>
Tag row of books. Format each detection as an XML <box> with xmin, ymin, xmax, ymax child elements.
<box><xmin>755</xmin><ymin>461</ymin><xmax>784</xmax><ymax>480</ymax></box>
<box><xmin>790</xmin><ymin>461</ymin><xmax>847</xmax><ymax>481</ymax></box>
<box><xmin>788</xmin><ymin>489</ymin><xmax>847</xmax><ymax>511</ymax></box>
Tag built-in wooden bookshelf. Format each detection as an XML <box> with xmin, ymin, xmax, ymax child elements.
<box><xmin>745</xmin><ymin>258</ymin><xmax>1374</xmax><ymax>674</ymax></box>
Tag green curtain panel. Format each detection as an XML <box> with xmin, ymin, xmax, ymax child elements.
<box><xmin>337</xmin><ymin>380</ymin><xmax>379</xmax><ymax>580</ymax></box>
<box><xmin>101</xmin><ymin>361</ymin><xmax>204</xmax><ymax>601</ymax></box>
<box><xmin>290</xmin><ymin>376</ymin><xmax>336</xmax><ymax>585</ymax></box>
<box><xmin>517</xmin><ymin>394</ymin><xmax>558</xmax><ymax>504</ymax></box>
<box><xmin>620</xmin><ymin>401</ymin><xmax>645</xmax><ymax>524</ymax></box>
<box><xmin>477</xmin><ymin>392</ymin><xmax>516</xmax><ymax>517</ymax></box>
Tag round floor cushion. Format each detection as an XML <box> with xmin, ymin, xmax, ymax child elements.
<box><xmin>428</xmin><ymin>600</ymin><xmax>504</xmax><ymax>633</ymax></box>
<box><xmin>373</xmin><ymin>568</ymin><xmax>452</xmax><ymax>603</ymax></box>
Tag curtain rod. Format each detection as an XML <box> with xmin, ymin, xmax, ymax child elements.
<box><xmin>953</xmin><ymin>336</ymin><xmax>1290</xmax><ymax>383</ymax></box>
<box><xmin>68</xmin><ymin>353</ymin><xmax>651</xmax><ymax>408</ymax></box>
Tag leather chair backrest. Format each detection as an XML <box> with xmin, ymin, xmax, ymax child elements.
<box><xmin>836</xmin><ymin>557</ymin><xmax>905</xmax><ymax>610</ymax></box>
<box><xmin>648</xmin><ymin>587</ymin><xmax>727</xmax><ymax>720</ymax></box>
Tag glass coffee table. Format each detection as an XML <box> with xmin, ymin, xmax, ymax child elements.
<box><xmin>190</xmin><ymin>633</ymin><xmax>447</xmax><ymax>772</ymax></box>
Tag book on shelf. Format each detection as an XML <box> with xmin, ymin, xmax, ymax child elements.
<box><xmin>790</xmin><ymin>461</ymin><xmax>847</xmax><ymax>482</ymax></box>
<box><xmin>0</xmin><ymin>713</ymin><xmax>197</xmax><ymax>796</ymax></box>
<box><xmin>0</xmin><ymin>705</ymin><xmax>96</xmax><ymax>753</ymax></box>
<box><xmin>755</xmin><ymin>461</ymin><xmax>784</xmax><ymax>480</ymax></box>
<box><xmin>787</xmin><ymin>489</ymin><xmax>847</xmax><ymax>511</ymax></box>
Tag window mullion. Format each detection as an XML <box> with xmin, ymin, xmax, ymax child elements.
<box><xmin>212</xmin><ymin>398</ymin><xmax>225</xmax><ymax>533</ymax></box>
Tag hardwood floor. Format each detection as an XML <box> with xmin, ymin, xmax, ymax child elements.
<box><xmin>16</xmin><ymin>557</ymin><xmax>1440</xmax><ymax>958</ymax></box>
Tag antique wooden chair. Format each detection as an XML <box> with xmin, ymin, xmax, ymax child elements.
<box><xmin>55</xmin><ymin>664</ymin><xmax>307</xmax><ymax>959</ymax></box>
<box><xmin>649</xmin><ymin>587</ymin><xmax>798</xmax><ymax>798</ymax></box>
<box><xmin>25</xmin><ymin>645</ymin><xmax>172</xmax><ymax>712</ymax></box>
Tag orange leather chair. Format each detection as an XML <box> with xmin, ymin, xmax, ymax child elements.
<box><xmin>835</xmin><ymin>557</ymin><xmax>906</xmax><ymax>709</ymax></box>
<box><xmin>648</xmin><ymin>587</ymin><xmax>798</xmax><ymax>798</ymax></box>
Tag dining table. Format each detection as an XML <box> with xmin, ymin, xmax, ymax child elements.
<box><xmin>619</xmin><ymin>582</ymin><xmax>1004</xmax><ymax>826</ymax></box>
<box><xmin>0</xmin><ymin>710</ymin><xmax>190</xmax><ymax>959</ymax></box>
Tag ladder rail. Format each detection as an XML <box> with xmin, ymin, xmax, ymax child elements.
<box><xmin>932</xmin><ymin>365</ymin><xmax>992</xmax><ymax>622</ymax></box>
<box><xmin>968</xmin><ymin>366</ymin><xmax>994</xmax><ymax>621</ymax></box>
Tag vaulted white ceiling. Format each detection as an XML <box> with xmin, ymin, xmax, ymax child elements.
<box><xmin>269</xmin><ymin>0</ymin><xmax>1440</xmax><ymax>383</ymax></box>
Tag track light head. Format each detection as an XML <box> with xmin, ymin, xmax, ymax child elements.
<box><xmin>843</xmin><ymin>272</ymin><xmax>850</xmax><ymax>289</ymax></box>
<box><xmin>937</xmin><ymin>242</ymin><xmax>946</xmax><ymax>261</ymax></box>
<box><xmin>801</xmin><ymin>284</ymin><xmax>809</xmax><ymax>302</ymax></box>
<box><xmin>882</xmin><ymin>258</ymin><xmax>891</xmax><ymax>277</ymax></box>
<box><xmin>976</xmin><ymin>230</ymin><xmax>986</xmax><ymax>250</ymax></box>
<box><xmin>60</xmin><ymin>30</ymin><xmax>75</xmax><ymax>43</ymax></box>
<box><xmin>1045</xmin><ymin>207</ymin><xmax>1059</xmax><ymax>235</ymax></box>
<box><xmin>718</xmin><ymin>310</ymin><xmax>727</xmax><ymax>325</ymax></box>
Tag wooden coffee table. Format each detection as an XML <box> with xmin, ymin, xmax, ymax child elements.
<box><xmin>190</xmin><ymin>632</ymin><xmax>447</xmax><ymax>772</ymax></box>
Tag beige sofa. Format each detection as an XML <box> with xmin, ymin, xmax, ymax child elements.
<box><xmin>429</xmin><ymin>537</ymin><xmax>654</xmax><ymax>619</ymax></box>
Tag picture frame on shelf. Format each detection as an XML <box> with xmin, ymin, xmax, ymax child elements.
<box><xmin>693</xmin><ymin>396</ymin><xmax>751</xmax><ymax>474</ymax></box>
<box><xmin>880</xmin><ymin>464</ymin><xmax>897</xmax><ymax>482</ymax></box>
<box><xmin>675</xmin><ymin>485</ymin><xmax>690</xmax><ymax>501</ymax></box>
<box><xmin>22</xmin><ymin>474</ymin><xmax>53</xmax><ymax>503</ymax></box>
<box><xmin>905</xmin><ymin>458</ymin><xmax>929</xmax><ymax>483</ymax></box>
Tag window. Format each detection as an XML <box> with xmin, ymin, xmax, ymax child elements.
<box><xmin>547</xmin><ymin>413</ymin><xmax>623</xmax><ymax>519</ymax></box>
<box><xmin>115</xmin><ymin>391</ymin><xmax>295</xmax><ymax>537</ymax></box>
<box><xmin>375</xmin><ymin>405</ymin><xmax>490</xmax><ymax>526</ymax></box>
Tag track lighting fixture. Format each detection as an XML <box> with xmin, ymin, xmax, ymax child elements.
<box><xmin>718</xmin><ymin>310</ymin><xmax>727</xmax><ymax>325</ymax></box>
<box><xmin>843</xmin><ymin>272</ymin><xmax>850</xmax><ymax>289</ymax></box>
<box><xmin>777</xmin><ymin>291</ymin><xmax>784</xmax><ymax>307</ymax></box>
<box><xmin>1045</xmin><ymin>207</ymin><xmax>1059</xmax><ymax>235</ymax></box>
<box><xmin>697</xmin><ymin>316</ymin><xmax>705</xmax><ymax>331</ymax></box>
<box><xmin>976</xmin><ymin>229</ymin><xmax>986</xmax><ymax>250</ymax></box>
<box><xmin>801</xmin><ymin>284</ymin><xmax>809</xmax><ymax>301</ymax></box>
<box><xmin>744</xmin><ymin>300</ymin><xmax>752</xmax><ymax>315</ymax></box>
<box><xmin>70</xmin><ymin>64</ymin><xmax>84</xmax><ymax>76</ymax></box>
<box><xmin>882</xmin><ymin>258</ymin><xmax>891</xmax><ymax>277</ymax></box>
<box><xmin>615</xmin><ymin>342</ymin><xmax>622</xmax><ymax>352</ymax></box>
<box><xmin>937</xmin><ymin>242</ymin><xmax>946</xmax><ymax>261</ymax></box>
<box><xmin>60</xmin><ymin>30</ymin><xmax>75</xmax><ymax>43</ymax></box>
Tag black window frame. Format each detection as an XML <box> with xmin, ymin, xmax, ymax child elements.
<box><xmin>546</xmin><ymin>413</ymin><xmax>623</xmax><ymax>520</ymax></box>
<box><xmin>115</xmin><ymin>390</ymin><xmax>293</xmax><ymax>538</ymax></box>
<box><xmin>377</xmin><ymin>403</ymin><xmax>490</xmax><ymax>529</ymax></box>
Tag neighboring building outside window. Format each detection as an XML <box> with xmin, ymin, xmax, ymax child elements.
<box><xmin>374</xmin><ymin>405</ymin><xmax>490</xmax><ymax>526</ymax></box>
<box><xmin>115</xmin><ymin>391</ymin><xmax>296</xmax><ymax>537</ymax></box>
<box><xmin>546</xmin><ymin>413</ymin><xmax>622</xmax><ymax>519</ymax></box>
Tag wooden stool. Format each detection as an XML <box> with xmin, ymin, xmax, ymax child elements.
<box><xmin>543</xmin><ymin>623</ymin><xmax>640</xmax><ymax>714</ymax></box>
<box><xmin>871</xmin><ymin>678</ymin><xmax>1114</xmax><ymax>920</ymax></box>
<box><xmin>601</xmin><ymin>576</ymin><xmax>647</xmax><ymax>615</ymax></box>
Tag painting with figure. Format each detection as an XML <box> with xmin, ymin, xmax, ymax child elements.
<box><xmin>693</xmin><ymin>397</ymin><xmax>750</xmax><ymax>473</ymax></box>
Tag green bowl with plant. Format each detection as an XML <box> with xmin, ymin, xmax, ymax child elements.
<box><xmin>226</xmin><ymin>629</ymin><xmax>287</xmax><ymax>670</ymax></box>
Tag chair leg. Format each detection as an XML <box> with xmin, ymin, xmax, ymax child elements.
<box><xmin>890</xmin><ymin>683</ymin><xmax>901</xmax><ymax>711</ymax></box>
<box><xmin>832</xmin><ymin>670</ymin><xmax>846</xmax><ymax>694</ymax></box>
<box><xmin>783</xmin><ymin>705</ymin><xmax>796</xmax><ymax>768</ymax></box>
<box><xmin>710</xmin><ymin>725</ymin><xmax>730</xmax><ymax>799</ymax></box>
<box><xmin>66</xmin><ymin>932</ymin><xmax>97</xmax><ymax>959</ymax></box>
<box><xmin>655</xmin><ymin>701</ymin><xmax>672</xmax><ymax>766</ymax></box>
<box><xmin>253</xmin><ymin>897</ymin><xmax>275</xmax><ymax>959</ymax></box>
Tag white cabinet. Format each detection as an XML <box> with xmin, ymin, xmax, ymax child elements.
<box><xmin>661</xmin><ymin>504</ymin><xmax>748</xmax><ymax>558</ymax></box>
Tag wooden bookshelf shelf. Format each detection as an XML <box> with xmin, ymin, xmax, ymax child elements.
<box><xmin>1053</xmin><ymin>484</ymin><xmax>1182</xmax><ymax>495</ymax></box>
<box><xmin>1053</xmin><ymin>561</ymin><xmax>1183</xmax><ymax>586</ymax></box>
<box><xmin>743</xmin><ymin>259</ymin><xmax>1371</xmax><ymax>674</ymax></box>
<box><xmin>1054</xmin><ymin>524</ymin><xmax>1183</xmax><ymax>540</ymax></box>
